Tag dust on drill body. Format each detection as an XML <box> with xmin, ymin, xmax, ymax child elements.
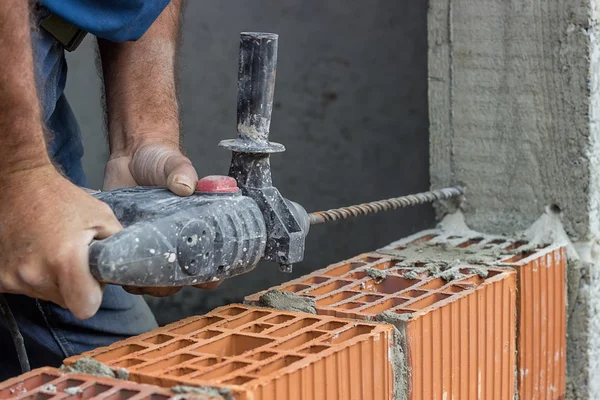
<box><xmin>90</xmin><ymin>33</ymin><xmax>310</xmax><ymax>288</ymax></box>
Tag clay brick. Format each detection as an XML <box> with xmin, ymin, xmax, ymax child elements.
<box><xmin>245</xmin><ymin>252</ymin><xmax>518</xmax><ymax>399</ymax></box>
<box><xmin>382</xmin><ymin>230</ymin><xmax>567</xmax><ymax>400</ymax></box>
<box><xmin>0</xmin><ymin>366</ymin><xmax>216</xmax><ymax>399</ymax></box>
<box><xmin>64</xmin><ymin>305</ymin><xmax>394</xmax><ymax>400</ymax></box>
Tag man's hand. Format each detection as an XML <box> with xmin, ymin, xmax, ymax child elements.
<box><xmin>0</xmin><ymin>165</ymin><xmax>122</xmax><ymax>319</ymax></box>
<box><xmin>103</xmin><ymin>139</ymin><xmax>198</xmax><ymax>196</ymax></box>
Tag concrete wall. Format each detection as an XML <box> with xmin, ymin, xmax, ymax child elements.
<box><xmin>65</xmin><ymin>0</ymin><xmax>432</xmax><ymax>325</ymax></box>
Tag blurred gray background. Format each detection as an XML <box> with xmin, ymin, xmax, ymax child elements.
<box><xmin>65</xmin><ymin>0</ymin><xmax>432</xmax><ymax>325</ymax></box>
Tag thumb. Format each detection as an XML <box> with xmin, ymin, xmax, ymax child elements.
<box><xmin>164</xmin><ymin>153</ymin><xmax>198</xmax><ymax>196</ymax></box>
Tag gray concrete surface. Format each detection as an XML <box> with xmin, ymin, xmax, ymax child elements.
<box><xmin>428</xmin><ymin>1</ymin><xmax>600</xmax><ymax>398</ymax></box>
<box><xmin>65</xmin><ymin>0</ymin><xmax>432</xmax><ymax>325</ymax></box>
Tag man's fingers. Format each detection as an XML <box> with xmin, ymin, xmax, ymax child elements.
<box><xmin>57</xmin><ymin>235</ymin><xmax>104</xmax><ymax>319</ymax></box>
<box><xmin>165</xmin><ymin>154</ymin><xmax>198</xmax><ymax>197</ymax></box>
<box><xmin>92</xmin><ymin>203</ymin><xmax>123</xmax><ymax>240</ymax></box>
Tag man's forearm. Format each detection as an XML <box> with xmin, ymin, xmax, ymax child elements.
<box><xmin>0</xmin><ymin>1</ymin><xmax>49</xmax><ymax>173</ymax></box>
<box><xmin>99</xmin><ymin>0</ymin><xmax>184</xmax><ymax>157</ymax></box>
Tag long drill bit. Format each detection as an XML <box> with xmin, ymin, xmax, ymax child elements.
<box><xmin>308</xmin><ymin>186</ymin><xmax>465</xmax><ymax>225</ymax></box>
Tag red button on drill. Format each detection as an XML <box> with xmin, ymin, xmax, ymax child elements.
<box><xmin>196</xmin><ymin>175</ymin><xmax>239</xmax><ymax>193</ymax></box>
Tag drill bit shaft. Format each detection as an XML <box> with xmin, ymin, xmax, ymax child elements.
<box><xmin>308</xmin><ymin>186</ymin><xmax>465</xmax><ymax>225</ymax></box>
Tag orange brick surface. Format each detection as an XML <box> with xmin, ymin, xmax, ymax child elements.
<box><xmin>0</xmin><ymin>367</ymin><xmax>216</xmax><ymax>399</ymax></box>
<box><xmin>64</xmin><ymin>304</ymin><xmax>394</xmax><ymax>400</ymax></box>
<box><xmin>247</xmin><ymin>252</ymin><xmax>517</xmax><ymax>400</ymax></box>
<box><xmin>382</xmin><ymin>230</ymin><xmax>567</xmax><ymax>400</ymax></box>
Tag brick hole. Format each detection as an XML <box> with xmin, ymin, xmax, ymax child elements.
<box><xmin>504</xmin><ymin>240</ymin><xmax>529</xmax><ymax>251</ymax></box>
<box><xmin>112</xmin><ymin>359</ymin><xmax>145</xmax><ymax>368</ymax></box>
<box><xmin>334</xmin><ymin>302</ymin><xmax>364</xmax><ymax>310</ymax></box>
<box><xmin>221</xmin><ymin>311</ymin><xmax>270</xmax><ymax>329</ymax></box>
<box><xmin>195</xmin><ymin>334</ymin><xmax>274</xmax><ymax>357</ymax></box>
<box><xmin>216</xmin><ymin>306</ymin><xmax>247</xmax><ymax>316</ymax></box>
<box><xmin>136</xmin><ymin>354</ymin><xmax>196</xmax><ymax>372</ymax></box>
<box><xmin>457</xmin><ymin>237</ymin><xmax>484</xmax><ymax>248</ymax></box>
<box><xmin>442</xmin><ymin>285</ymin><xmax>466</xmax><ymax>293</ymax></box>
<box><xmin>503</xmin><ymin>251</ymin><xmax>536</xmax><ymax>262</ymax></box>
<box><xmin>408</xmin><ymin>234</ymin><xmax>438</xmax><ymax>245</ymax></box>
<box><xmin>1</xmin><ymin>373</ymin><xmax>59</xmax><ymax>396</ymax></box>
<box><xmin>168</xmin><ymin>316</ymin><xmax>224</xmax><ymax>334</ymax></box>
<box><xmin>103</xmin><ymin>389</ymin><xmax>139</xmax><ymax>399</ymax></box>
<box><xmin>222</xmin><ymin>376</ymin><xmax>256</xmax><ymax>385</ymax></box>
<box><xmin>364</xmin><ymin>276</ymin><xmax>420</xmax><ymax>294</ymax></box>
<box><xmin>274</xmin><ymin>331</ymin><xmax>327</xmax><ymax>350</ymax></box>
<box><xmin>264</xmin><ymin>315</ymin><xmax>294</xmax><ymax>324</ymax></box>
<box><xmin>250</xmin><ymin>355</ymin><xmax>304</xmax><ymax>377</ymax></box>
<box><xmin>148</xmin><ymin>395</ymin><xmax>170</xmax><ymax>400</ymax></box>
<box><xmin>142</xmin><ymin>334</ymin><xmax>174</xmax><ymax>344</ymax></box>
<box><xmin>79</xmin><ymin>383</ymin><xmax>112</xmax><ymax>397</ymax></box>
<box><xmin>279</xmin><ymin>283</ymin><xmax>310</xmax><ymax>293</ymax></box>
<box><xmin>95</xmin><ymin>344</ymin><xmax>147</xmax><ymax>362</ymax></box>
<box><xmin>242</xmin><ymin>323</ymin><xmax>273</xmax><ymax>333</ymax></box>
<box><xmin>190</xmin><ymin>357</ymin><xmax>219</xmax><ymax>368</ymax></box>
<box><xmin>300</xmin><ymin>276</ymin><xmax>330</xmax><ymax>284</ymax></box>
<box><xmin>299</xmin><ymin>345</ymin><xmax>330</xmax><ymax>354</ymax></box>
<box><xmin>358</xmin><ymin>256</ymin><xmax>382</xmax><ymax>263</ymax></box>
<box><xmin>195</xmin><ymin>361</ymin><xmax>252</xmax><ymax>380</ymax></box>
<box><xmin>317</xmin><ymin>291</ymin><xmax>360</xmax><ymax>306</ymax></box>
<box><xmin>489</xmin><ymin>239</ymin><xmax>506</xmax><ymax>245</ymax></box>
<box><xmin>486</xmin><ymin>270</ymin><xmax>504</xmax><ymax>277</ymax></box>
<box><xmin>323</xmin><ymin>263</ymin><xmax>365</xmax><ymax>277</ymax></box>
<box><xmin>307</xmin><ymin>280</ymin><xmax>353</xmax><ymax>296</ymax></box>
<box><xmin>455</xmin><ymin>275</ymin><xmax>484</xmax><ymax>286</ymax></box>
<box><xmin>316</xmin><ymin>321</ymin><xmax>347</xmax><ymax>331</ymax></box>
<box><xmin>360</xmin><ymin>298</ymin><xmax>408</xmax><ymax>314</ymax></box>
<box><xmin>345</xmin><ymin>271</ymin><xmax>368</xmax><ymax>280</ymax></box>
<box><xmin>447</xmin><ymin>236</ymin><xmax>461</xmax><ymax>240</ymax></box>
<box><xmin>419</xmin><ymin>278</ymin><xmax>447</xmax><ymax>290</ymax></box>
<box><xmin>20</xmin><ymin>394</ymin><xmax>53</xmax><ymax>400</ymax></box>
<box><xmin>407</xmin><ymin>293</ymin><xmax>452</xmax><ymax>309</ymax></box>
<box><xmin>246</xmin><ymin>351</ymin><xmax>278</xmax><ymax>361</ymax></box>
<box><xmin>141</xmin><ymin>339</ymin><xmax>195</xmax><ymax>358</ymax></box>
<box><xmin>53</xmin><ymin>379</ymin><xmax>86</xmax><ymax>392</ymax></box>
<box><xmin>353</xmin><ymin>294</ymin><xmax>385</xmax><ymax>303</ymax></box>
<box><xmin>402</xmin><ymin>290</ymin><xmax>429</xmax><ymax>298</ymax></box>
<box><xmin>164</xmin><ymin>367</ymin><xmax>197</xmax><ymax>377</ymax></box>
<box><xmin>393</xmin><ymin>246</ymin><xmax>406</xmax><ymax>251</ymax></box>
<box><xmin>269</xmin><ymin>318</ymin><xmax>320</xmax><ymax>337</ymax></box>
<box><xmin>192</xmin><ymin>330</ymin><xmax>222</xmax><ymax>340</ymax></box>
<box><xmin>330</xmin><ymin>325</ymin><xmax>375</xmax><ymax>344</ymax></box>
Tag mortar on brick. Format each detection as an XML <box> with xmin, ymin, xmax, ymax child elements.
<box><xmin>256</xmin><ymin>289</ymin><xmax>316</xmax><ymax>314</ymax></box>
<box><xmin>366</xmin><ymin>267</ymin><xmax>387</xmax><ymax>281</ymax></box>
<box><xmin>60</xmin><ymin>357</ymin><xmax>128</xmax><ymax>380</ymax></box>
<box><xmin>374</xmin><ymin>312</ymin><xmax>411</xmax><ymax>400</ymax></box>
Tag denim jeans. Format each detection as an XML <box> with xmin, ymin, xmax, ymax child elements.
<box><xmin>0</xmin><ymin>8</ymin><xmax>158</xmax><ymax>380</ymax></box>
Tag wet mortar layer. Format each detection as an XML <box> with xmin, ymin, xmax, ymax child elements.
<box><xmin>375</xmin><ymin>311</ymin><xmax>411</xmax><ymax>400</ymax></box>
<box><xmin>256</xmin><ymin>289</ymin><xmax>316</xmax><ymax>314</ymax></box>
<box><xmin>63</xmin><ymin>304</ymin><xmax>395</xmax><ymax>400</ymax></box>
<box><xmin>60</xmin><ymin>357</ymin><xmax>129</xmax><ymax>380</ymax></box>
<box><xmin>0</xmin><ymin>366</ymin><xmax>220</xmax><ymax>399</ymax></box>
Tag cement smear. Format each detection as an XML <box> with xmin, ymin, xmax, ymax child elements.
<box><xmin>171</xmin><ymin>385</ymin><xmax>233</xmax><ymax>400</ymax></box>
<box><xmin>41</xmin><ymin>384</ymin><xmax>57</xmax><ymax>393</ymax></box>
<box><xmin>366</xmin><ymin>267</ymin><xmax>387</xmax><ymax>281</ymax></box>
<box><xmin>257</xmin><ymin>289</ymin><xmax>316</xmax><ymax>314</ymax></box>
<box><xmin>63</xmin><ymin>387</ymin><xmax>83</xmax><ymax>395</ymax></box>
<box><xmin>60</xmin><ymin>357</ymin><xmax>127</xmax><ymax>380</ymax></box>
<box><xmin>374</xmin><ymin>311</ymin><xmax>411</xmax><ymax>400</ymax></box>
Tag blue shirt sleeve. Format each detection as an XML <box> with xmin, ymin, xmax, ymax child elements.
<box><xmin>39</xmin><ymin>0</ymin><xmax>171</xmax><ymax>42</ymax></box>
